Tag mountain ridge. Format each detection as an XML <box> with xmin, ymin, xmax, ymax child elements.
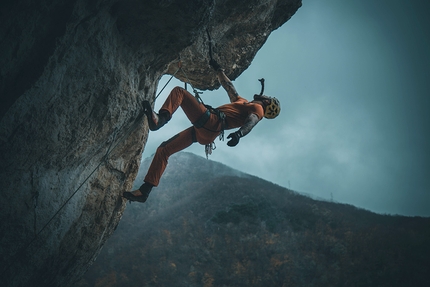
<box><xmin>78</xmin><ymin>151</ymin><xmax>430</xmax><ymax>287</ymax></box>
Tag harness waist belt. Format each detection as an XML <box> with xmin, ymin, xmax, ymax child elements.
<box><xmin>192</xmin><ymin>109</ymin><xmax>211</xmax><ymax>128</ymax></box>
<box><xmin>192</xmin><ymin>105</ymin><xmax>228</xmax><ymax>131</ymax></box>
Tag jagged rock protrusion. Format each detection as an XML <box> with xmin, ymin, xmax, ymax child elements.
<box><xmin>0</xmin><ymin>0</ymin><xmax>301</xmax><ymax>286</ymax></box>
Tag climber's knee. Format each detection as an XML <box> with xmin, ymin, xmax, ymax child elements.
<box><xmin>159</xmin><ymin>133</ymin><xmax>180</xmax><ymax>148</ymax></box>
<box><xmin>172</xmin><ymin>86</ymin><xmax>185</xmax><ymax>94</ymax></box>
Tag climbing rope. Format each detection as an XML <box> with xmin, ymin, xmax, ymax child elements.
<box><xmin>157</xmin><ymin>29</ymin><xmax>215</xmax><ymax>105</ymax></box>
<box><xmin>155</xmin><ymin>63</ymin><xmax>181</xmax><ymax>100</ymax></box>
<box><xmin>206</xmin><ymin>28</ymin><xmax>214</xmax><ymax>62</ymax></box>
<box><xmin>2</xmin><ymin>110</ymin><xmax>146</xmax><ymax>277</ymax></box>
<box><xmin>4</xmin><ymin>28</ymin><xmax>220</xmax><ymax>276</ymax></box>
<box><xmin>33</xmin><ymin>190</ymin><xmax>39</xmax><ymax>236</ymax></box>
<box><xmin>179</xmin><ymin>64</ymin><xmax>204</xmax><ymax>104</ymax></box>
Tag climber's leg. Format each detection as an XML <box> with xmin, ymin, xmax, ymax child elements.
<box><xmin>144</xmin><ymin>126</ymin><xmax>195</xmax><ymax>187</ymax></box>
<box><xmin>123</xmin><ymin>127</ymin><xmax>195</xmax><ymax>203</ymax></box>
<box><xmin>160</xmin><ymin>86</ymin><xmax>207</xmax><ymax>123</ymax></box>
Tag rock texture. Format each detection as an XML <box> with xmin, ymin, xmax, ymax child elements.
<box><xmin>0</xmin><ymin>0</ymin><xmax>301</xmax><ymax>286</ymax></box>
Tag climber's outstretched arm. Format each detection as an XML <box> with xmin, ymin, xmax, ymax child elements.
<box><xmin>238</xmin><ymin>113</ymin><xmax>260</xmax><ymax>137</ymax></box>
<box><xmin>216</xmin><ymin>69</ymin><xmax>239</xmax><ymax>103</ymax></box>
<box><xmin>209</xmin><ymin>59</ymin><xmax>239</xmax><ymax>102</ymax></box>
<box><xmin>226</xmin><ymin>113</ymin><xmax>260</xmax><ymax>147</ymax></box>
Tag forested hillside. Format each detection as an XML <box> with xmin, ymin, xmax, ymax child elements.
<box><xmin>77</xmin><ymin>152</ymin><xmax>430</xmax><ymax>287</ymax></box>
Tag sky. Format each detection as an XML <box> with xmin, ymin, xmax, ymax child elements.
<box><xmin>141</xmin><ymin>0</ymin><xmax>430</xmax><ymax>217</ymax></box>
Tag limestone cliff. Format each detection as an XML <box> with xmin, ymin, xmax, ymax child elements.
<box><xmin>0</xmin><ymin>0</ymin><xmax>301</xmax><ymax>286</ymax></box>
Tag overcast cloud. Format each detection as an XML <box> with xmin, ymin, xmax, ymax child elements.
<box><xmin>141</xmin><ymin>0</ymin><xmax>430</xmax><ymax>217</ymax></box>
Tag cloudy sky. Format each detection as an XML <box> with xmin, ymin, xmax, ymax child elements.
<box><xmin>142</xmin><ymin>0</ymin><xmax>430</xmax><ymax>217</ymax></box>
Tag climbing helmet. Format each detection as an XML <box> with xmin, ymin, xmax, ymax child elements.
<box><xmin>264</xmin><ymin>97</ymin><xmax>281</xmax><ymax>119</ymax></box>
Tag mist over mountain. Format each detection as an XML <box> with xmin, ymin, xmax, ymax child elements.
<box><xmin>78</xmin><ymin>152</ymin><xmax>430</xmax><ymax>287</ymax></box>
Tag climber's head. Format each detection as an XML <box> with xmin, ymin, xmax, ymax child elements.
<box><xmin>253</xmin><ymin>94</ymin><xmax>281</xmax><ymax>119</ymax></box>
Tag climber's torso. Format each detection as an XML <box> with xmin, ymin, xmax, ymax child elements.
<box><xmin>217</xmin><ymin>96</ymin><xmax>264</xmax><ymax>129</ymax></box>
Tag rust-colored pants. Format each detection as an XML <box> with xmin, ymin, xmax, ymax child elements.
<box><xmin>144</xmin><ymin>87</ymin><xmax>222</xmax><ymax>186</ymax></box>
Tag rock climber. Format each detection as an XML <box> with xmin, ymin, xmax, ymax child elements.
<box><xmin>123</xmin><ymin>59</ymin><xmax>281</xmax><ymax>203</ymax></box>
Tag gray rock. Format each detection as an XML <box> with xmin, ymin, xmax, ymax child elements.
<box><xmin>0</xmin><ymin>0</ymin><xmax>301</xmax><ymax>286</ymax></box>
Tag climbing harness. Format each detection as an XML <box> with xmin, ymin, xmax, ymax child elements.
<box><xmin>192</xmin><ymin>109</ymin><xmax>211</xmax><ymax>128</ymax></box>
<box><xmin>190</xmin><ymin>103</ymin><xmax>227</xmax><ymax>159</ymax></box>
<box><xmin>179</xmin><ymin>63</ymin><xmax>226</xmax><ymax>158</ymax></box>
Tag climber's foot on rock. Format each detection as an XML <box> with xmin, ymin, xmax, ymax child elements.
<box><xmin>143</xmin><ymin>101</ymin><xmax>170</xmax><ymax>131</ymax></box>
<box><xmin>123</xmin><ymin>190</ymin><xmax>149</xmax><ymax>203</ymax></box>
<box><xmin>122</xmin><ymin>182</ymin><xmax>153</xmax><ymax>203</ymax></box>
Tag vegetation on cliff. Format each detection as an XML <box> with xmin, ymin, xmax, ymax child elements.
<box><xmin>77</xmin><ymin>152</ymin><xmax>430</xmax><ymax>287</ymax></box>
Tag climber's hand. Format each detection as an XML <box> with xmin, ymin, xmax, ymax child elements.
<box><xmin>209</xmin><ymin>59</ymin><xmax>222</xmax><ymax>71</ymax></box>
<box><xmin>227</xmin><ymin>131</ymin><xmax>242</xmax><ymax>147</ymax></box>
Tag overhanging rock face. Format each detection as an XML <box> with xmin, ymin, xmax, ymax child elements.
<box><xmin>0</xmin><ymin>0</ymin><xmax>301</xmax><ymax>286</ymax></box>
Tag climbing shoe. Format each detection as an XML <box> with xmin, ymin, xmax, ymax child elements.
<box><xmin>123</xmin><ymin>183</ymin><xmax>153</xmax><ymax>203</ymax></box>
<box><xmin>143</xmin><ymin>101</ymin><xmax>170</xmax><ymax>131</ymax></box>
